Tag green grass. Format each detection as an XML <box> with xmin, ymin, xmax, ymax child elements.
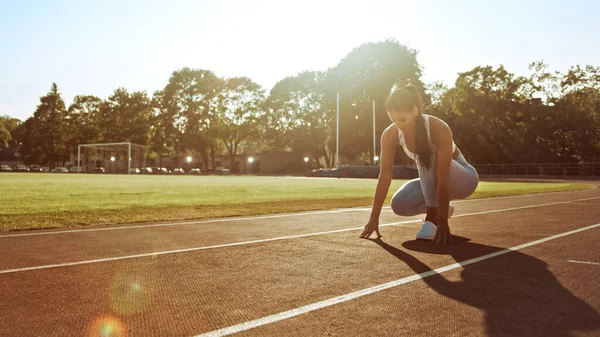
<box><xmin>0</xmin><ymin>173</ymin><xmax>592</xmax><ymax>232</ymax></box>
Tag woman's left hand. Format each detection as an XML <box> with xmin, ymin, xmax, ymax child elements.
<box><xmin>432</xmin><ymin>219</ymin><xmax>452</xmax><ymax>244</ymax></box>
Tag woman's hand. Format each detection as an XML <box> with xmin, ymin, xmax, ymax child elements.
<box><xmin>360</xmin><ymin>217</ymin><xmax>382</xmax><ymax>239</ymax></box>
<box><xmin>432</xmin><ymin>218</ymin><xmax>452</xmax><ymax>244</ymax></box>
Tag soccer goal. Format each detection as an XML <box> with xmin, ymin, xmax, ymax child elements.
<box><xmin>77</xmin><ymin>142</ymin><xmax>149</xmax><ymax>174</ymax></box>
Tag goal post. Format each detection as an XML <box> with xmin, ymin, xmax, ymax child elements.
<box><xmin>77</xmin><ymin>142</ymin><xmax>148</xmax><ymax>174</ymax></box>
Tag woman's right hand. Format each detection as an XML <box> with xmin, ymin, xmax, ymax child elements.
<box><xmin>360</xmin><ymin>217</ymin><xmax>382</xmax><ymax>239</ymax></box>
<box><xmin>359</xmin><ymin>125</ymin><xmax>396</xmax><ymax>240</ymax></box>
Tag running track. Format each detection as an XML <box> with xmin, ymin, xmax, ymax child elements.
<box><xmin>1</xmin><ymin>180</ymin><xmax>600</xmax><ymax>337</ymax></box>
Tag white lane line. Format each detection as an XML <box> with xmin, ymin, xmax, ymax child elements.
<box><xmin>1</xmin><ymin>188</ymin><xmax>596</xmax><ymax>239</ymax></box>
<box><xmin>195</xmin><ymin>223</ymin><xmax>600</xmax><ymax>337</ymax></box>
<box><xmin>0</xmin><ymin>221</ymin><xmax>417</xmax><ymax>275</ymax></box>
<box><xmin>568</xmin><ymin>260</ymin><xmax>600</xmax><ymax>266</ymax></box>
<box><xmin>0</xmin><ymin>208</ymin><xmax>365</xmax><ymax>239</ymax></box>
<box><xmin>452</xmin><ymin>186</ymin><xmax>597</xmax><ymax>203</ymax></box>
<box><xmin>563</xmin><ymin>202</ymin><xmax>600</xmax><ymax>206</ymax></box>
<box><xmin>451</xmin><ymin>196</ymin><xmax>600</xmax><ymax>218</ymax></box>
<box><xmin>1</xmin><ymin>196</ymin><xmax>599</xmax><ymax>275</ymax></box>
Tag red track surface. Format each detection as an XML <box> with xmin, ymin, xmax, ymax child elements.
<box><xmin>1</xmin><ymin>181</ymin><xmax>599</xmax><ymax>337</ymax></box>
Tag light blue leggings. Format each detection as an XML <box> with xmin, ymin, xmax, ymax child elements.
<box><xmin>391</xmin><ymin>153</ymin><xmax>479</xmax><ymax>216</ymax></box>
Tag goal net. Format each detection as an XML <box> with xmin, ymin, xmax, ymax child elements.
<box><xmin>77</xmin><ymin>142</ymin><xmax>149</xmax><ymax>174</ymax></box>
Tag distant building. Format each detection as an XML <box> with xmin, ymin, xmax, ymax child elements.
<box><xmin>0</xmin><ymin>145</ymin><xmax>19</xmax><ymax>166</ymax></box>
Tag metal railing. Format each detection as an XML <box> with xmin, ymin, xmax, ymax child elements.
<box><xmin>473</xmin><ymin>162</ymin><xmax>600</xmax><ymax>177</ymax></box>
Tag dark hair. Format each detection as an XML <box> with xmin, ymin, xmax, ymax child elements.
<box><xmin>386</xmin><ymin>85</ymin><xmax>432</xmax><ymax>169</ymax></box>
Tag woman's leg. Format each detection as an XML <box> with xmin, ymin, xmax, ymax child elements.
<box><xmin>390</xmin><ymin>154</ymin><xmax>479</xmax><ymax>217</ymax></box>
<box><xmin>400</xmin><ymin>153</ymin><xmax>479</xmax><ymax>240</ymax></box>
<box><xmin>448</xmin><ymin>153</ymin><xmax>479</xmax><ymax>200</ymax></box>
<box><xmin>390</xmin><ymin>178</ymin><xmax>427</xmax><ymax>216</ymax></box>
<box><xmin>416</xmin><ymin>153</ymin><xmax>479</xmax><ymax>207</ymax></box>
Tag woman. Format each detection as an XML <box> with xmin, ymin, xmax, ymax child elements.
<box><xmin>359</xmin><ymin>84</ymin><xmax>479</xmax><ymax>244</ymax></box>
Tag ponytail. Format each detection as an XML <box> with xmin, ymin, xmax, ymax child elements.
<box><xmin>386</xmin><ymin>84</ymin><xmax>432</xmax><ymax>170</ymax></box>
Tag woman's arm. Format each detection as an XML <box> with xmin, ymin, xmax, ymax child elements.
<box><xmin>431</xmin><ymin>117</ymin><xmax>454</xmax><ymax>244</ymax></box>
<box><xmin>369</xmin><ymin>125</ymin><xmax>398</xmax><ymax>220</ymax></box>
<box><xmin>360</xmin><ymin>125</ymin><xmax>397</xmax><ymax>239</ymax></box>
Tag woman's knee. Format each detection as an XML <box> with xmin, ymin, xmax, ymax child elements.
<box><xmin>391</xmin><ymin>180</ymin><xmax>422</xmax><ymax>216</ymax></box>
<box><xmin>391</xmin><ymin>194</ymin><xmax>410</xmax><ymax>215</ymax></box>
<box><xmin>450</xmin><ymin>171</ymin><xmax>479</xmax><ymax>200</ymax></box>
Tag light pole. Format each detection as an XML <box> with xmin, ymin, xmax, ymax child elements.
<box><xmin>373</xmin><ymin>100</ymin><xmax>376</xmax><ymax>165</ymax></box>
<box><xmin>336</xmin><ymin>93</ymin><xmax>340</xmax><ymax>168</ymax></box>
<box><xmin>247</xmin><ymin>156</ymin><xmax>254</xmax><ymax>174</ymax></box>
<box><xmin>178</xmin><ymin>140</ymin><xmax>181</xmax><ymax>168</ymax></box>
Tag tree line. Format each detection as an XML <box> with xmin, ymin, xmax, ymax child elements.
<box><xmin>1</xmin><ymin>39</ymin><xmax>599</xmax><ymax>169</ymax></box>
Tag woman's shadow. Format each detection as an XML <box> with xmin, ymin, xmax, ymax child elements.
<box><xmin>369</xmin><ymin>237</ymin><xmax>600</xmax><ymax>337</ymax></box>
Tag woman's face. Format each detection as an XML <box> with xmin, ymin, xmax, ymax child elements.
<box><xmin>387</xmin><ymin>105</ymin><xmax>418</xmax><ymax>131</ymax></box>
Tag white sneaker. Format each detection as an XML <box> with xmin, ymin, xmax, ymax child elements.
<box><xmin>416</xmin><ymin>221</ymin><xmax>437</xmax><ymax>240</ymax></box>
<box><xmin>416</xmin><ymin>205</ymin><xmax>454</xmax><ymax>240</ymax></box>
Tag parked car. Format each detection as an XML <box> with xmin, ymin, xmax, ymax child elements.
<box><xmin>41</xmin><ymin>166</ymin><xmax>50</xmax><ymax>172</ymax></box>
<box><xmin>189</xmin><ymin>168</ymin><xmax>202</xmax><ymax>175</ymax></box>
<box><xmin>215</xmin><ymin>167</ymin><xmax>230</xmax><ymax>175</ymax></box>
<box><xmin>29</xmin><ymin>165</ymin><xmax>43</xmax><ymax>172</ymax></box>
<box><xmin>69</xmin><ymin>167</ymin><xmax>83</xmax><ymax>173</ymax></box>
<box><xmin>140</xmin><ymin>167</ymin><xmax>153</xmax><ymax>174</ymax></box>
<box><xmin>129</xmin><ymin>168</ymin><xmax>141</xmax><ymax>174</ymax></box>
<box><xmin>94</xmin><ymin>167</ymin><xmax>105</xmax><ymax>173</ymax></box>
<box><xmin>53</xmin><ymin>167</ymin><xmax>69</xmax><ymax>173</ymax></box>
<box><xmin>12</xmin><ymin>165</ymin><xmax>29</xmax><ymax>172</ymax></box>
<box><xmin>0</xmin><ymin>165</ymin><xmax>13</xmax><ymax>172</ymax></box>
<box><xmin>151</xmin><ymin>167</ymin><xmax>169</xmax><ymax>174</ymax></box>
<box><xmin>172</xmin><ymin>168</ymin><xmax>186</xmax><ymax>174</ymax></box>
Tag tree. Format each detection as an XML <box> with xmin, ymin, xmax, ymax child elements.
<box><xmin>0</xmin><ymin>120</ymin><xmax>10</xmax><ymax>149</ymax></box>
<box><xmin>430</xmin><ymin>65</ymin><xmax>538</xmax><ymax>164</ymax></box>
<box><xmin>265</xmin><ymin>40</ymin><xmax>425</xmax><ymax>167</ymax></box>
<box><xmin>98</xmin><ymin>88</ymin><xmax>153</xmax><ymax>145</ymax></box>
<box><xmin>64</xmin><ymin>95</ymin><xmax>102</xmax><ymax>159</ymax></box>
<box><xmin>19</xmin><ymin>117</ymin><xmax>37</xmax><ymax>164</ymax></box>
<box><xmin>324</xmin><ymin>39</ymin><xmax>425</xmax><ymax>164</ymax></box>
<box><xmin>216</xmin><ymin>77</ymin><xmax>265</xmax><ymax>171</ymax></box>
<box><xmin>162</xmin><ymin>68</ymin><xmax>224</xmax><ymax>169</ymax></box>
<box><xmin>426</xmin><ymin>81</ymin><xmax>449</xmax><ymax>106</ymax></box>
<box><xmin>149</xmin><ymin>90</ymin><xmax>170</xmax><ymax>165</ymax></box>
<box><xmin>266</xmin><ymin>71</ymin><xmax>330</xmax><ymax>166</ymax></box>
<box><xmin>549</xmin><ymin>88</ymin><xmax>600</xmax><ymax>162</ymax></box>
<box><xmin>20</xmin><ymin>83</ymin><xmax>68</xmax><ymax>167</ymax></box>
<box><xmin>522</xmin><ymin>62</ymin><xmax>600</xmax><ymax>162</ymax></box>
<box><xmin>561</xmin><ymin>65</ymin><xmax>600</xmax><ymax>93</ymax></box>
<box><xmin>428</xmin><ymin>61</ymin><xmax>600</xmax><ymax>165</ymax></box>
<box><xmin>0</xmin><ymin>115</ymin><xmax>22</xmax><ymax>149</ymax></box>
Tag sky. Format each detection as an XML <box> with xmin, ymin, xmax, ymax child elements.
<box><xmin>1</xmin><ymin>0</ymin><xmax>599</xmax><ymax>121</ymax></box>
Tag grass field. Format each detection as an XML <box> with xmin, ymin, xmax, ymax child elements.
<box><xmin>0</xmin><ymin>173</ymin><xmax>593</xmax><ymax>232</ymax></box>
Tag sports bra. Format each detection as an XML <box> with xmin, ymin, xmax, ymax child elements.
<box><xmin>398</xmin><ymin>115</ymin><xmax>457</xmax><ymax>161</ymax></box>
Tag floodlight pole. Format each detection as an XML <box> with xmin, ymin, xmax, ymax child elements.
<box><xmin>336</xmin><ymin>92</ymin><xmax>340</xmax><ymax>168</ymax></box>
<box><xmin>372</xmin><ymin>100</ymin><xmax>376</xmax><ymax>164</ymax></box>
<box><xmin>128</xmin><ymin>142</ymin><xmax>131</xmax><ymax>175</ymax></box>
<box><xmin>77</xmin><ymin>144</ymin><xmax>81</xmax><ymax>174</ymax></box>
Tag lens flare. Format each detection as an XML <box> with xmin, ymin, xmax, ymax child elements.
<box><xmin>110</xmin><ymin>274</ymin><xmax>154</xmax><ymax>315</ymax></box>
<box><xmin>110</xmin><ymin>266</ymin><xmax>156</xmax><ymax>315</ymax></box>
<box><xmin>86</xmin><ymin>314</ymin><xmax>127</xmax><ymax>337</ymax></box>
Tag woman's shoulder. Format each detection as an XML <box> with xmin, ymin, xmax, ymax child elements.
<box><xmin>425</xmin><ymin>114</ymin><xmax>452</xmax><ymax>133</ymax></box>
<box><xmin>381</xmin><ymin>123</ymin><xmax>400</xmax><ymax>144</ymax></box>
<box><xmin>425</xmin><ymin>115</ymin><xmax>453</xmax><ymax>146</ymax></box>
